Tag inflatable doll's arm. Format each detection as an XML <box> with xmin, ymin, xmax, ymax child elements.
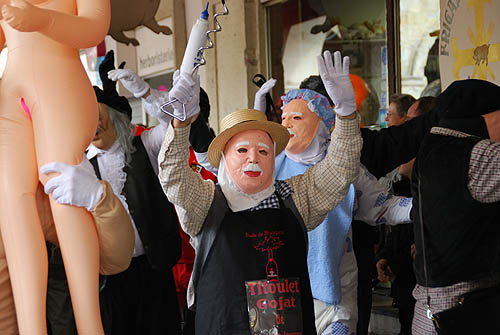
<box><xmin>2</xmin><ymin>0</ymin><xmax>110</xmax><ymax>48</ymax></box>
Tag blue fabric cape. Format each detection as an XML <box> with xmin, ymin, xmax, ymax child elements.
<box><xmin>275</xmin><ymin>151</ymin><xmax>354</xmax><ymax>305</ymax></box>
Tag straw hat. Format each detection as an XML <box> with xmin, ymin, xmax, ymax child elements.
<box><xmin>207</xmin><ymin>109</ymin><xmax>290</xmax><ymax>168</ymax></box>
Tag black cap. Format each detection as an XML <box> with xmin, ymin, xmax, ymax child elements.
<box><xmin>93</xmin><ymin>50</ymin><xmax>133</xmax><ymax>120</ymax></box>
<box><xmin>437</xmin><ymin>79</ymin><xmax>500</xmax><ymax>138</ymax></box>
<box><xmin>438</xmin><ymin>79</ymin><xmax>500</xmax><ymax>119</ymax></box>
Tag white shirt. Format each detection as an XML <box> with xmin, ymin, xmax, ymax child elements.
<box><xmin>87</xmin><ymin>124</ymin><xmax>167</xmax><ymax>257</ymax></box>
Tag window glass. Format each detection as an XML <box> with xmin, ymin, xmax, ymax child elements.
<box><xmin>400</xmin><ymin>0</ymin><xmax>441</xmax><ymax>98</ymax></box>
<box><xmin>268</xmin><ymin>0</ymin><xmax>388</xmax><ymax>126</ymax></box>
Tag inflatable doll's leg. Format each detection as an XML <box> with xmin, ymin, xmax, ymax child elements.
<box><xmin>32</xmin><ymin>85</ymin><xmax>103</xmax><ymax>335</ymax></box>
<box><xmin>0</xmin><ymin>98</ymin><xmax>48</xmax><ymax>334</ymax></box>
<box><xmin>0</xmin><ymin>241</ymin><xmax>18</xmax><ymax>334</ymax></box>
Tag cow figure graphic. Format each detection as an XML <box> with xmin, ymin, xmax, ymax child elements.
<box><xmin>109</xmin><ymin>0</ymin><xmax>172</xmax><ymax>46</ymax></box>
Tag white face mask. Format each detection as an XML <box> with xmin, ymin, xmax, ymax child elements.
<box><xmin>285</xmin><ymin>121</ymin><xmax>330</xmax><ymax>165</ymax></box>
<box><xmin>218</xmin><ymin>153</ymin><xmax>276</xmax><ymax>212</ymax></box>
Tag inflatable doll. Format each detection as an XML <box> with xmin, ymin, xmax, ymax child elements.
<box><xmin>0</xmin><ymin>0</ymin><xmax>110</xmax><ymax>333</ymax></box>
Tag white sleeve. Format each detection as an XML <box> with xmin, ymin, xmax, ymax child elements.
<box><xmin>143</xmin><ymin>88</ymin><xmax>170</xmax><ymax>119</ymax></box>
<box><xmin>140</xmin><ymin>125</ymin><xmax>168</xmax><ymax>175</ymax></box>
<box><xmin>353</xmin><ymin>164</ymin><xmax>412</xmax><ymax>226</ymax></box>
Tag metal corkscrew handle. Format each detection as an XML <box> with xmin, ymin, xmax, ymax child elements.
<box><xmin>160</xmin><ymin>1</ymin><xmax>229</xmax><ymax>121</ymax></box>
<box><xmin>192</xmin><ymin>0</ymin><xmax>229</xmax><ymax>73</ymax></box>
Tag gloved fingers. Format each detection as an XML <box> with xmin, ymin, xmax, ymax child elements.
<box><xmin>171</xmin><ymin>78</ymin><xmax>196</xmax><ymax>104</ymax></box>
<box><xmin>172</xmin><ymin>82</ymin><xmax>192</xmax><ymax>96</ymax></box>
<box><xmin>43</xmin><ymin>175</ymin><xmax>64</xmax><ymax>196</ymax></box>
<box><xmin>172</xmin><ymin>69</ymin><xmax>181</xmax><ymax>84</ymax></box>
<box><xmin>119</xmin><ymin>70</ymin><xmax>135</xmax><ymax>81</ymax></box>
<box><xmin>173</xmin><ymin>87</ymin><xmax>193</xmax><ymax>105</ymax></box>
<box><xmin>79</xmin><ymin>156</ymin><xmax>98</xmax><ymax>176</ymax></box>
<box><xmin>107</xmin><ymin>69</ymin><xmax>132</xmax><ymax>81</ymax></box>
<box><xmin>317</xmin><ymin>54</ymin><xmax>328</xmax><ymax>79</ymax></box>
<box><xmin>333</xmin><ymin>50</ymin><xmax>342</xmax><ymax>74</ymax></box>
<box><xmin>107</xmin><ymin>69</ymin><xmax>120</xmax><ymax>81</ymax></box>
<box><xmin>39</xmin><ymin>162</ymin><xmax>69</xmax><ymax>176</ymax></box>
<box><xmin>324</xmin><ymin>50</ymin><xmax>335</xmax><ymax>74</ymax></box>
<box><xmin>342</xmin><ymin>56</ymin><xmax>350</xmax><ymax>74</ymax></box>
<box><xmin>179</xmin><ymin>72</ymin><xmax>196</xmax><ymax>86</ymax></box>
<box><xmin>51</xmin><ymin>186</ymin><xmax>67</xmax><ymax>204</ymax></box>
<box><xmin>258</xmin><ymin>79</ymin><xmax>277</xmax><ymax>95</ymax></box>
<box><xmin>108</xmin><ymin>69</ymin><xmax>134</xmax><ymax>82</ymax></box>
<box><xmin>262</xmin><ymin>78</ymin><xmax>277</xmax><ymax>89</ymax></box>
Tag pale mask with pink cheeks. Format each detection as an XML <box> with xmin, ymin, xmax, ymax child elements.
<box><xmin>223</xmin><ymin>129</ymin><xmax>275</xmax><ymax>195</ymax></box>
<box><xmin>281</xmin><ymin>99</ymin><xmax>321</xmax><ymax>155</ymax></box>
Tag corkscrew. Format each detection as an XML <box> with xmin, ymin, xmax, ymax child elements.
<box><xmin>160</xmin><ymin>1</ymin><xmax>229</xmax><ymax>121</ymax></box>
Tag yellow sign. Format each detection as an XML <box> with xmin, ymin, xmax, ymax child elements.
<box><xmin>439</xmin><ymin>0</ymin><xmax>500</xmax><ymax>89</ymax></box>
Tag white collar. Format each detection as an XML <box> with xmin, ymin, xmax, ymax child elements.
<box><xmin>87</xmin><ymin>140</ymin><xmax>120</xmax><ymax>159</ymax></box>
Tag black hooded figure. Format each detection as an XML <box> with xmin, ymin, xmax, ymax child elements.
<box><xmin>89</xmin><ymin>50</ymin><xmax>182</xmax><ymax>335</ymax></box>
<box><xmin>93</xmin><ymin>51</ymin><xmax>133</xmax><ymax>120</ymax></box>
<box><xmin>410</xmin><ymin>79</ymin><xmax>500</xmax><ymax>335</ymax></box>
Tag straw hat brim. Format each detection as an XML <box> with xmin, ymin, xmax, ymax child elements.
<box><xmin>207</xmin><ymin>120</ymin><xmax>290</xmax><ymax>168</ymax></box>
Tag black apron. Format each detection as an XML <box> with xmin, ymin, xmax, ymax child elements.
<box><xmin>195</xmin><ymin>196</ymin><xmax>316</xmax><ymax>335</ymax></box>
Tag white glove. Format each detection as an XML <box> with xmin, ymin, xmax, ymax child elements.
<box><xmin>317</xmin><ymin>50</ymin><xmax>356</xmax><ymax>116</ymax></box>
<box><xmin>253</xmin><ymin>78</ymin><xmax>277</xmax><ymax>112</ymax></box>
<box><xmin>169</xmin><ymin>70</ymin><xmax>200</xmax><ymax>121</ymax></box>
<box><xmin>40</xmin><ymin>157</ymin><xmax>104</xmax><ymax>211</ymax></box>
<box><xmin>108</xmin><ymin>69</ymin><xmax>150</xmax><ymax>98</ymax></box>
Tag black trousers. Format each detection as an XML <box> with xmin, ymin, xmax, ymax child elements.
<box><xmin>46</xmin><ymin>244</ymin><xmax>77</xmax><ymax>335</ymax></box>
<box><xmin>352</xmin><ymin>221</ymin><xmax>378</xmax><ymax>335</ymax></box>
<box><xmin>393</xmin><ymin>276</ymin><xmax>416</xmax><ymax>334</ymax></box>
<box><xmin>100</xmin><ymin>255</ymin><xmax>181</xmax><ymax>335</ymax></box>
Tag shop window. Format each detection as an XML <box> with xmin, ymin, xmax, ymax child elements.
<box><xmin>399</xmin><ymin>0</ymin><xmax>441</xmax><ymax>98</ymax></box>
<box><xmin>267</xmin><ymin>0</ymin><xmax>389</xmax><ymax>126</ymax></box>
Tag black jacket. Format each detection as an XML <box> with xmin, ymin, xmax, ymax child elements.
<box><xmin>90</xmin><ymin>136</ymin><xmax>181</xmax><ymax>271</ymax></box>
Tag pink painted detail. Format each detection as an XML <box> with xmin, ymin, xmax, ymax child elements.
<box><xmin>20</xmin><ymin>98</ymin><xmax>32</xmax><ymax>120</ymax></box>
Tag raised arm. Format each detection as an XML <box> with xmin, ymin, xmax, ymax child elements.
<box><xmin>140</xmin><ymin>88</ymin><xmax>171</xmax><ymax>163</ymax></box>
<box><xmin>2</xmin><ymin>0</ymin><xmax>110</xmax><ymax>48</ymax></box>
<box><xmin>288</xmin><ymin>50</ymin><xmax>362</xmax><ymax>230</ymax></box>
<box><xmin>360</xmin><ymin>108</ymin><xmax>440</xmax><ymax>178</ymax></box>
<box><xmin>289</xmin><ymin>116</ymin><xmax>361</xmax><ymax>230</ymax></box>
<box><xmin>158</xmin><ymin>125</ymin><xmax>214</xmax><ymax>237</ymax></box>
<box><xmin>106</xmin><ymin>67</ymin><xmax>172</xmax><ymax>164</ymax></box>
<box><xmin>158</xmin><ymin>72</ymin><xmax>214</xmax><ymax>237</ymax></box>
